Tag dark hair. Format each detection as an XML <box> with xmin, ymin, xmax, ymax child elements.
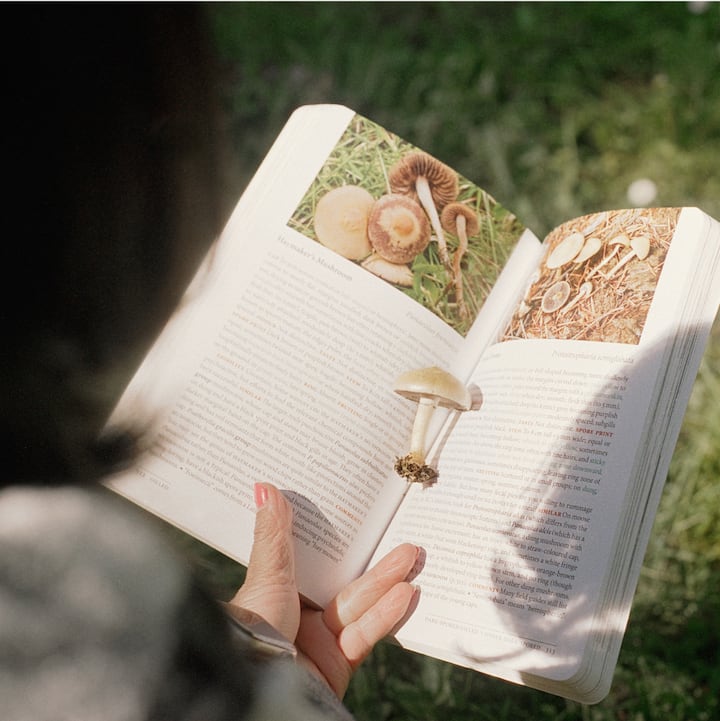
<box><xmin>4</xmin><ymin>4</ymin><xmax>231</xmax><ymax>484</ymax></box>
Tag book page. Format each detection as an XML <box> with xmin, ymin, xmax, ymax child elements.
<box><xmin>375</xmin><ymin>341</ymin><xmax>645</xmax><ymax>684</ymax></box>
<box><xmin>374</xmin><ymin>207</ymin><xmax>720</xmax><ymax>697</ymax></box>
<box><xmin>108</xmin><ymin>231</ymin><xmax>468</xmax><ymax>609</ymax></box>
<box><xmin>107</xmin><ymin>105</ymin><xmax>529</xmax><ymax>607</ymax></box>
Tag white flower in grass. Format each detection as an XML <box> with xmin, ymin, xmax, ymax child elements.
<box><xmin>627</xmin><ymin>178</ymin><xmax>657</xmax><ymax>206</ymax></box>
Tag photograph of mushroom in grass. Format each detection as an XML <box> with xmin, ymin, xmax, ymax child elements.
<box><xmin>503</xmin><ymin>207</ymin><xmax>679</xmax><ymax>344</ymax></box>
<box><xmin>287</xmin><ymin>113</ymin><xmax>524</xmax><ymax>336</ymax></box>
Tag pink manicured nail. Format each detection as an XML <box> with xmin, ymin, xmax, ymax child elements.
<box><xmin>254</xmin><ymin>483</ymin><xmax>268</xmax><ymax>508</ymax></box>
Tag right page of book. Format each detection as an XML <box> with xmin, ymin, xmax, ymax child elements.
<box><xmin>374</xmin><ymin>206</ymin><xmax>720</xmax><ymax>701</ymax></box>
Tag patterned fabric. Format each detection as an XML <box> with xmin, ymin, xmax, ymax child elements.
<box><xmin>0</xmin><ymin>487</ymin><xmax>353</xmax><ymax>721</ymax></box>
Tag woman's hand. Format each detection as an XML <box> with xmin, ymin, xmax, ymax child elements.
<box><xmin>228</xmin><ymin>482</ymin><xmax>418</xmax><ymax>698</ymax></box>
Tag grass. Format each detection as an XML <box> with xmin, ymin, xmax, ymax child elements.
<box><xmin>189</xmin><ymin>3</ymin><xmax>720</xmax><ymax>719</ymax></box>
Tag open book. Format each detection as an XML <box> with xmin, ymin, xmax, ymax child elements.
<box><xmin>106</xmin><ymin>105</ymin><xmax>720</xmax><ymax>704</ymax></box>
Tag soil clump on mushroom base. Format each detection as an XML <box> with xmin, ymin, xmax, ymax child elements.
<box><xmin>394</xmin><ymin>456</ymin><xmax>439</xmax><ymax>485</ymax></box>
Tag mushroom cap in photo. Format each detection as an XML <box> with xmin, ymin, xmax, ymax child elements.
<box><xmin>441</xmin><ymin>202</ymin><xmax>480</xmax><ymax>238</ymax></box>
<box><xmin>313</xmin><ymin>185</ymin><xmax>375</xmax><ymax>259</ymax></box>
<box><xmin>367</xmin><ymin>194</ymin><xmax>431</xmax><ymax>264</ymax></box>
<box><xmin>541</xmin><ymin>280</ymin><xmax>572</xmax><ymax>313</ymax></box>
<box><xmin>545</xmin><ymin>232</ymin><xmax>585</xmax><ymax>269</ymax></box>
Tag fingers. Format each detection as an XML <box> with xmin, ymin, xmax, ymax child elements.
<box><xmin>295</xmin><ymin>543</ymin><xmax>420</xmax><ymax>698</ymax></box>
<box><xmin>295</xmin><ymin>609</ymin><xmax>353</xmax><ymax>698</ymax></box>
<box><xmin>322</xmin><ymin>542</ymin><xmax>419</xmax><ymax>635</ymax></box>
<box><xmin>244</xmin><ymin>483</ymin><xmax>296</xmax><ymax>590</ymax></box>
<box><xmin>297</xmin><ymin>581</ymin><xmax>417</xmax><ymax>698</ymax></box>
<box><xmin>228</xmin><ymin>483</ymin><xmax>300</xmax><ymax>641</ymax></box>
<box><xmin>336</xmin><ymin>580</ymin><xmax>417</xmax><ymax>665</ymax></box>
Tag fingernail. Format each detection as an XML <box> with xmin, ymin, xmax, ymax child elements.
<box><xmin>254</xmin><ymin>483</ymin><xmax>268</xmax><ymax>508</ymax></box>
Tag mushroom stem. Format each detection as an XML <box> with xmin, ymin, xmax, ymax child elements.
<box><xmin>415</xmin><ymin>175</ymin><xmax>449</xmax><ymax>266</ymax></box>
<box><xmin>407</xmin><ymin>397</ymin><xmax>437</xmax><ymax>463</ymax></box>
<box><xmin>393</xmin><ymin>366</ymin><xmax>471</xmax><ymax>485</ymax></box>
<box><xmin>587</xmin><ymin>247</ymin><xmax>619</xmax><ymax>278</ymax></box>
<box><xmin>587</xmin><ymin>235</ymin><xmax>630</xmax><ymax>279</ymax></box>
<box><xmin>395</xmin><ymin>396</ymin><xmax>440</xmax><ymax>485</ymax></box>
<box><xmin>559</xmin><ymin>281</ymin><xmax>593</xmax><ymax>316</ymax></box>
<box><xmin>451</xmin><ymin>214</ymin><xmax>469</xmax><ymax>319</ymax></box>
<box><xmin>604</xmin><ymin>236</ymin><xmax>650</xmax><ymax>279</ymax></box>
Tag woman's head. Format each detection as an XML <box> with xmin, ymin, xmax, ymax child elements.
<box><xmin>5</xmin><ymin>5</ymin><xmax>231</xmax><ymax>484</ymax></box>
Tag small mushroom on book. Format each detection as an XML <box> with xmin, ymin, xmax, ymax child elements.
<box><xmin>393</xmin><ymin>366</ymin><xmax>472</xmax><ymax>485</ymax></box>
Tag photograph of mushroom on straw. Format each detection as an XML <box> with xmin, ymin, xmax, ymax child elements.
<box><xmin>288</xmin><ymin>114</ymin><xmax>524</xmax><ymax>336</ymax></box>
<box><xmin>503</xmin><ymin>207</ymin><xmax>679</xmax><ymax>344</ymax></box>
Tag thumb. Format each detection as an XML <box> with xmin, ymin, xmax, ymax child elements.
<box><xmin>229</xmin><ymin>483</ymin><xmax>300</xmax><ymax>641</ymax></box>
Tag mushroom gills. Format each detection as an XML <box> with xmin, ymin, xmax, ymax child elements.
<box><xmin>541</xmin><ymin>280</ymin><xmax>571</xmax><ymax>313</ymax></box>
<box><xmin>389</xmin><ymin>152</ymin><xmax>459</xmax><ymax>266</ymax></box>
<box><xmin>361</xmin><ymin>254</ymin><xmax>414</xmax><ymax>286</ymax></box>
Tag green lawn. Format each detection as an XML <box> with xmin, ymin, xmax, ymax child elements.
<box><xmin>197</xmin><ymin>3</ymin><xmax>720</xmax><ymax>718</ymax></box>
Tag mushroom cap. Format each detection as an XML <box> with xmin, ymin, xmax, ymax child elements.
<box><xmin>367</xmin><ymin>194</ymin><xmax>431</xmax><ymax>264</ymax></box>
<box><xmin>440</xmin><ymin>202</ymin><xmax>479</xmax><ymax>237</ymax></box>
<box><xmin>389</xmin><ymin>152</ymin><xmax>459</xmax><ymax>209</ymax></box>
<box><xmin>394</xmin><ymin>366</ymin><xmax>471</xmax><ymax>410</ymax></box>
<box><xmin>361</xmin><ymin>253</ymin><xmax>414</xmax><ymax>286</ymax></box>
<box><xmin>313</xmin><ymin>185</ymin><xmax>374</xmax><ymax>260</ymax></box>
<box><xmin>573</xmin><ymin>236</ymin><xmax>602</xmax><ymax>264</ymax></box>
<box><xmin>541</xmin><ymin>280</ymin><xmax>572</xmax><ymax>313</ymax></box>
<box><xmin>630</xmin><ymin>234</ymin><xmax>650</xmax><ymax>260</ymax></box>
<box><xmin>545</xmin><ymin>232</ymin><xmax>585</xmax><ymax>269</ymax></box>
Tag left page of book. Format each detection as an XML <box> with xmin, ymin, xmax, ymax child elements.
<box><xmin>106</xmin><ymin>105</ymin><xmax>528</xmax><ymax>607</ymax></box>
